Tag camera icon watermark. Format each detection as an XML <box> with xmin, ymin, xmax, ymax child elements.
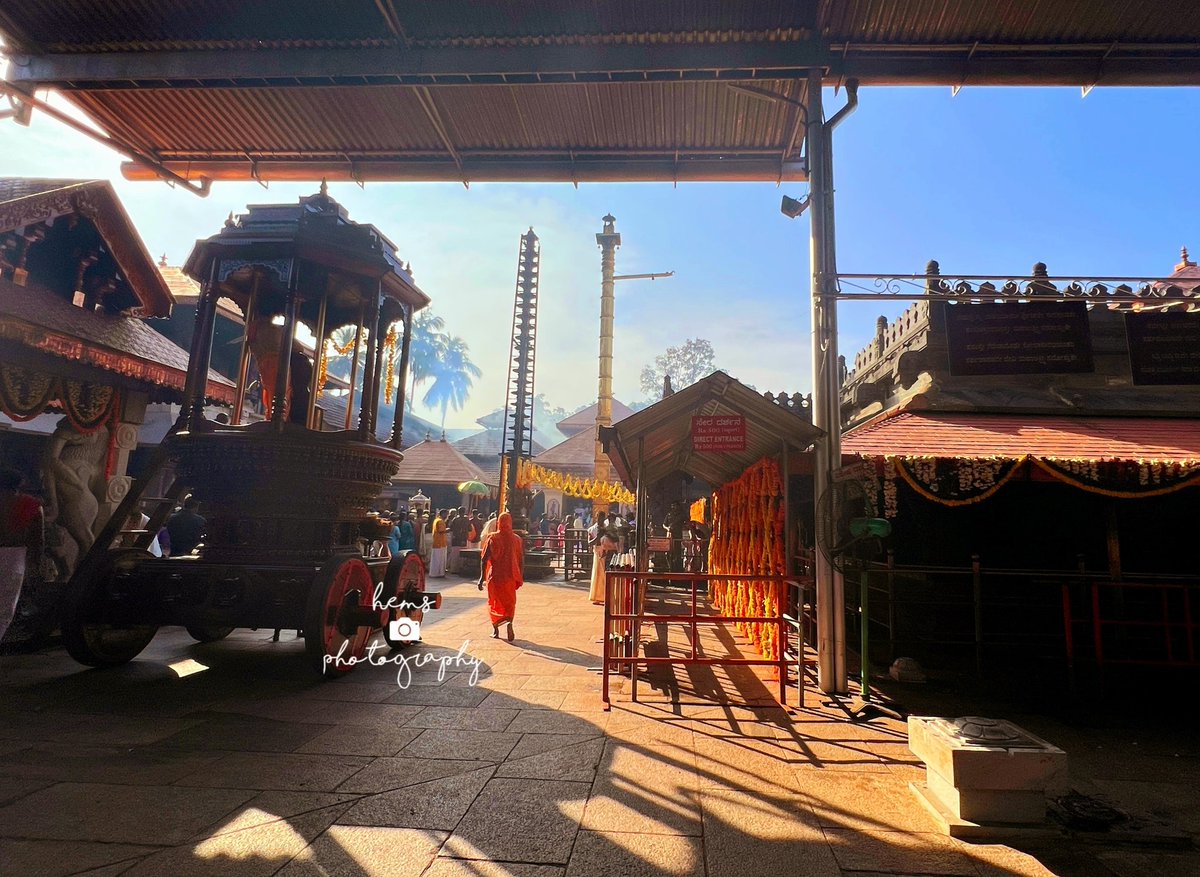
<box><xmin>387</xmin><ymin>617</ymin><xmax>422</xmax><ymax>642</ymax></box>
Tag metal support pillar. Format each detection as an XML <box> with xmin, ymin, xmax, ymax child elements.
<box><xmin>808</xmin><ymin>71</ymin><xmax>852</xmax><ymax>693</ymax></box>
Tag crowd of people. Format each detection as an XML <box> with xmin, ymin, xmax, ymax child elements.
<box><xmin>370</xmin><ymin>506</ymin><xmax>490</xmax><ymax>578</ymax></box>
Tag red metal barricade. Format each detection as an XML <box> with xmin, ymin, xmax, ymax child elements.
<box><xmin>600</xmin><ymin>570</ymin><xmax>805</xmax><ymax>710</ymax></box>
<box><xmin>1063</xmin><ymin>578</ymin><xmax>1200</xmax><ymax>675</ymax></box>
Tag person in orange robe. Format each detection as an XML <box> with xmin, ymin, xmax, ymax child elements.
<box><xmin>477</xmin><ymin>512</ymin><xmax>523</xmax><ymax>641</ymax></box>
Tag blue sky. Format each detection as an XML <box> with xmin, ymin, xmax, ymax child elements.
<box><xmin>2</xmin><ymin>84</ymin><xmax>1196</xmax><ymax>430</ymax></box>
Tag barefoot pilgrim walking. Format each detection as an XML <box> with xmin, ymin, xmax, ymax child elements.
<box><xmin>477</xmin><ymin>512</ymin><xmax>523</xmax><ymax>641</ymax></box>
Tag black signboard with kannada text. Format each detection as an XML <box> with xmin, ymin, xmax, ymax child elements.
<box><xmin>944</xmin><ymin>302</ymin><xmax>1094</xmax><ymax>376</ymax></box>
<box><xmin>1125</xmin><ymin>311</ymin><xmax>1200</xmax><ymax>385</ymax></box>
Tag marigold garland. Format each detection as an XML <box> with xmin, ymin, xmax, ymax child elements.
<box><xmin>383</xmin><ymin>324</ymin><xmax>398</xmax><ymax>405</ymax></box>
<box><xmin>857</xmin><ymin>453</ymin><xmax>1200</xmax><ymax>511</ymax></box>
<box><xmin>706</xmin><ymin>457</ymin><xmax>786</xmax><ymax>660</ymax></box>
<box><xmin>888</xmin><ymin>454</ymin><xmax>1024</xmax><ymax>509</ymax></box>
<box><xmin>318</xmin><ymin>330</ymin><xmax>365</xmax><ymax>396</ymax></box>
<box><xmin>0</xmin><ymin>364</ymin><xmax>118</xmax><ymax>433</ymax></box>
<box><xmin>515</xmin><ymin>458</ymin><xmax>636</xmax><ymax>505</ymax></box>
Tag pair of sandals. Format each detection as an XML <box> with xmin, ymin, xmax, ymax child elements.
<box><xmin>491</xmin><ymin>620</ymin><xmax>515</xmax><ymax>641</ymax></box>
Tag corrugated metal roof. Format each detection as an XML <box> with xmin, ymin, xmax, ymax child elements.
<box><xmin>3</xmin><ymin>2</ymin><xmax>1198</xmax><ymax>184</ymax></box>
<box><xmin>0</xmin><ymin>0</ymin><xmax>816</xmax><ymax>52</ymax></box>
<box><xmin>820</xmin><ymin>1</ymin><xmax>1200</xmax><ymax>45</ymax></box>
<box><xmin>843</xmin><ymin>412</ymin><xmax>1200</xmax><ymax>462</ymax></box>
<box><xmin>65</xmin><ymin>80</ymin><xmax>806</xmax><ymax>172</ymax></box>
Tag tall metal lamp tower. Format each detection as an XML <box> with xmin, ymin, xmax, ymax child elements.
<box><xmin>500</xmin><ymin>228</ymin><xmax>541</xmax><ymax>524</ymax></box>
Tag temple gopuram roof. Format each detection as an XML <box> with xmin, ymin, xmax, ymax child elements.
<box><xmin>0</xmin><ymin>178</ymin><xmax>233</xmax><ymax>402</ymax></box>
<box><xmin>392</xmin><ymin>434</ymin><xmax>489</xmax><ymax>486</ymax></box>
<box><xmin>840</xmin><ymin>253</ymin><xmax>1200</xmax><ymax>429</ymax></box>
<box><xmin>533</xmin><ymin>429</ymin><xmax>600</xmax><ymax>481</ymax></box>
<box><xmin>0</xmin><ymin>178</ymin><xmax>173</xmax><ymax>316</ymax></box>
<box><xmin>556</xmin><ymin>400</ymin><xmax>634</xmax><ymax>437</ymax></box>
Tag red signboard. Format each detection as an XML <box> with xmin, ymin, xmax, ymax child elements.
<box><xmin>691</xmin><ymin>415</ymin><xmax>746</xmax><ymax>452</ymax></box>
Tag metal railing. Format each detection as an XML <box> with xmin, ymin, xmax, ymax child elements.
<box><xmin>600</xmin><ymin>570</ymin><xmax>810</xmax><ymax>709</ymax></box>
<box><xmin>844</xmin><ymin>554</ymin><xmax>1200</xmax><ymax>685</ymax></box>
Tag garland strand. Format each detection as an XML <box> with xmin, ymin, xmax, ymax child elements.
<box><xmin>861</xmin><ymin>453</ymin><xmax>1200</xmax><ymax>514</ymax></box>
<box><xmin>383</xmin><ymin>324</ymin><xmax>398</xmax><ymax>406</ymax></box>
<box><xmin>318</xmin><ymin>331</ymin><xmax>364</xmax><ymax>396</ymax></box>
<box><xmin>707</xmin><ymin>457</ymin><xmax>785</xmax><ymax>660</ymax></box>
<box><xmin>515</xmin><ymin>458</ymin><xmax>636</xmax><ymax>505</ymax></box>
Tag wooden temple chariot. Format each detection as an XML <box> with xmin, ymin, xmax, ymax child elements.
<box><xmin>60</xmin><ymin>185</ymin><xmax>439</xmax><ymax>676</ymax></box>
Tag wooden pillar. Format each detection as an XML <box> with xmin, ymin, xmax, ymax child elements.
<box><xmin>231</xmin><ymin>274</ymin><xmax>260</xmax><ymax>425</ymax></box>
<box><xmin>307</xmin><ymin>293</ymin><xmax>328</xmax><ymax>429</ymax></box>
<box><xmin>182</xmin><ymin>258</ymin><xmax>220</xmax><ymax>430</ymax></box>
<box><xmin>390</xmin><ymin>303</ymin><xmax>414</xmax><ymax>449</ymax></box>
<box><xmin>271</xmin><ymin>261</ymin><xmax>301</xmax><ymax>432</ymax></box>
<box><xmin>344</xmin><ymin>306</ymin><xmax>365</xmax><ymax>430</ymax></box>
<box><xmin>357</xmin><ymin>281</ymin><xmax>382</xmax><ymax>440</ymax></box>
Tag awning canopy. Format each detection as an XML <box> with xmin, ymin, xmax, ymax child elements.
<box><xmin>843</xmin><ymin>411</ymin><xmax>1200</xmax><ymax>463</ymax></box>
<box><xmin>4</xmin><ymin>3</ymin><xmax>1199</xmax><ymax>186</ymax></box>
<box><xmin>601</xmin><ymin>371</ymin><xmax>822</xmax><ymax>488</ymax></box>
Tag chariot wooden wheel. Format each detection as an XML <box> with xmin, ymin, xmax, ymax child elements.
<box><xmin>60</xmin><ymin>548</ymin><xmax>159</xmax><ymax>668</ymax></box>
<box><xmin>185</xmin><ymin>625</ymin><xmax>235</xmax><ymax>643</ymax></box>
<box><xmin>382</xmin><ymin>550</ymin><xmax>427</xmax><ymax>649</ymax></box>
<box><xmin>305</xmin><ymin>553</ymin><xmax>376</xmax><ymax>677</ymax></box>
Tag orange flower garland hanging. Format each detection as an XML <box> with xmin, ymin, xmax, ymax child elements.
<box><xmin>706</xmin><ymin>457</ymin><xmax>786</xmax><ymax>660</ymax></box>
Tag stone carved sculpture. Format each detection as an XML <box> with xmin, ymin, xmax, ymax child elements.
<box><xmin>42</xmin><ymin>418</ymin><xmax>109</xmax><ymax>580</ymax></box>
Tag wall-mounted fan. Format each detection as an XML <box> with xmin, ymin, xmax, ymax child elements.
<box><xmin>814</xmin><ymin>477</ymin><xmax>896</xmax><ymax>719</ymax></box>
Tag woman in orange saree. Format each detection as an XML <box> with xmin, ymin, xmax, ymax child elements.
<box><xmin>477</xmin><ymin>512</ymin><xmax>523</xmax><ymax>641</ymax></box>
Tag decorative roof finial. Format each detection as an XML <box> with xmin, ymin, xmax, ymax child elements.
<box><xmin>159</xmin><ymin>253</ymin><xmax>168</xmax><ymax>267</ymax></box>
<box><xmin>440</xmin><ymin>430</ymin><xmax>447</xmax><ymax>442</ymax></box>
<box><xmin>224</xmin><ymin>211</ymin><xmax>236</xmax><ymax>228</ymax></box>
<box><xmin>602</xmin><ymin>213</ymin><xmax>616</xmax><ymax>234</ymax></box>
<box><xmin>425</xmin><ymin>430</ymin><xmax>432</xmax><ymax>441</ymax></box>
<box><xmin>319</xmin><ymin>178</ymin><xmax>329</xmax><ymax>197</ymax></box>
<box><xmin>1177</xmin><ymin>245</ymin><xmax>1195</xmax><ymax>272</ymax></box>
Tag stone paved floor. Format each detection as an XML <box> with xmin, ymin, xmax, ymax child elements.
<box><xmin>1</xmin><ymin>574</ymin><xmax>1198</xmax><ymax>876</ymax></box>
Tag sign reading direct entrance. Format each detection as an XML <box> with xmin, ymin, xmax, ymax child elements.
<box><xmin>692</xmin><ymin>415</ymin><xmax>746</xmax><ymax>452</ymax></box>
<box><xmin>944</xmin><ymin>302</ymin><xmax>1094</xmax><ymax>376</ymax></box>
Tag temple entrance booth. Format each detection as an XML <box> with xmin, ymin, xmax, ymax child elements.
<box><xmin>599</xmin><ymin>371</ymin><xmax>822</xmax><ymax>706</ymax></box>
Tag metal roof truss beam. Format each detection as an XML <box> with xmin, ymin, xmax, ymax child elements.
<box><xmin>7</xmin><ymin>40</ymin><xmax>829</xmax><ymax>89</ymax></box>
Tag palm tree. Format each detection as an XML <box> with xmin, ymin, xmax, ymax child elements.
<box><xmin>422</xmin><ymin>335</ymin><xmax>483</xmax><ymax>431</ymax></box>
<box><xmin>408</xmin><ymin>310</ymin><xmax>446</xmax><ymax>412</ymax></box>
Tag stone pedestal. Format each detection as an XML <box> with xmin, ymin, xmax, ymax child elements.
<box><xmin>908</xmin><ymin>716</ymin><xmax>1067</xmax><ymax>838</ymax></box>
